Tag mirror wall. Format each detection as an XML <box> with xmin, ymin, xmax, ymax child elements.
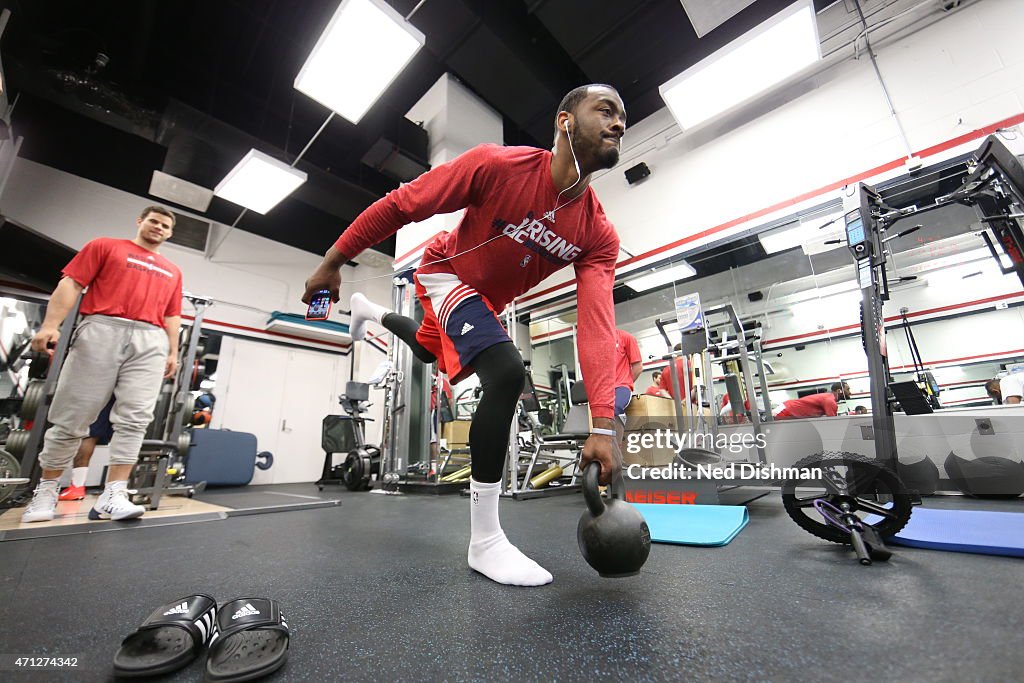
<box><xmin>529</xmin><ymin>154</ymin><xmax>1024</xmax><ymax>423</ymax></box>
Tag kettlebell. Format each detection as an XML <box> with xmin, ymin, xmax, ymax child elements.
<box><xmin>577</xmin><ymin>462</ymin><xmax>651</xmax><ymax>577</ymax></box>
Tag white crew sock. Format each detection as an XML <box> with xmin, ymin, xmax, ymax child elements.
<box><xmin>467</xmin><ymin>479</ymin><xmax>553</xmax><ymax>587</ymax></box>
<box><xmin>71</xmin><ymin>467</ymin><xmax>88</xmax><ymax>487</ymax></box>
<box><xmin>349</xmin><ymin>293</ymin><xmax>391</xmax><ymax>342</ymax></box>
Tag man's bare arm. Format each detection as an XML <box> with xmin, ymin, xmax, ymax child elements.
<box><xmin>31</xmin><ymin>277</ymin><xmax>85</xmax><ymax>353</ymax></box>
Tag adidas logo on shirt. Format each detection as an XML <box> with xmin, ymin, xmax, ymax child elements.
<box><xmin>232</xmin><ymin>603</ymin><xmax>260</xmax><ymax>620</ymax></box>
<box><xmin>460</xmin><ymin>322</ymin><xmax>474</xmax><ymax>335</ymax></box>
<box><xmin>164</xmin><ymin>602</ymin><xmax>189</xmax><ymax>616</ymax></box>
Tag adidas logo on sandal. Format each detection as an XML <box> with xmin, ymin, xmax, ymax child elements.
<box><xmin>231</xmin><ymin>603</ymin><xmax>260</xmax><ymax>620</ymax></box>
<box><xmin>163</xmin><ymin>602</ymin><xmax>189</xmax><ymax>615</ymax></box>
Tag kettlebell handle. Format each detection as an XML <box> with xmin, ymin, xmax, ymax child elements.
<box><xmin>582</xmin><ymin>462</ymin><xmax>606</xmax><ymax>517</ymax></box>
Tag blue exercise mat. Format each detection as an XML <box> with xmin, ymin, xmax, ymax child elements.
<box><xmin>877</xmin><ymin>508</ymin><xmax>1024</xmax><ymax>558</ymax></box>
<box><xmin>630</xmin><ymin>504</ymin><xmax>749</xmax><ymax>546</ymax></box>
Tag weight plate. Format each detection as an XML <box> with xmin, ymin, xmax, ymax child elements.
<box><xmin>20</xmin><ymin>379</ymin><xmax>47</xmax><ymax>420</ymax></box>
<box><xmin>0</xmin><ymin>448</ymin><xmax>24</xmax><ymax>504</ymax></box>
<box><xmin>255</xmin><ymin>451</ymin><xmax>274</xmax><ymax>471</ymax></box>
<box><xmin>343</xmin><ymin>450</ymin><xmax>365</xmax><ymax>491</ymax></box>
<box><xmin>177</xmin><ymin>432</ymin><xmax>192</xmax><ymax>459</ymax></box>
<box><xmin>5</xmin><ymin>429</ymin><xmax>29</xmax><ymax>458</ymax></box>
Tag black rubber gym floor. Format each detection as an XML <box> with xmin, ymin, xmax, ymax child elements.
<box><xmin>1</xmin><ymin>489</ymin><xmax>1021</xmax><ymax>682</ymax></box>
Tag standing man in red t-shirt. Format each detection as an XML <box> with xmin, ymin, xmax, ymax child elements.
<box><xmin>774</xmin><ymin>382</ymin><xmax>851</xmax><ymax>419</ymax></box>
<box><xmin>303</xmin><ymin>84</ymin><xmax>626</xmax><ymax>587</ymax></box>
<box><xmin>613</xmin><ymin>329</ymin><xmax>642</xmax><ymax>420</ymax></box>
<box><xmin>22</xmin><ymin>206</ymin><xmax>183</xmax><ymax>523</ymax></box>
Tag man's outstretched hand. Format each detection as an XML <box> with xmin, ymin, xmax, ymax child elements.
<box><xmin>302</xmin><ymin>263</ymin><xmax>342</xmax><ymax>305</ymax></box>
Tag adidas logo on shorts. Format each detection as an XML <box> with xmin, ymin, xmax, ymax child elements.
<box><xmin>460</xmin><ymin>322</ymin><xmax>474</xmax><ymax>335</ymax></box>
<box><xmin>232</xmin><ymin>603</ymin><xmax>260</xmax><ymax>620</ymax></box>
<box><xmin>163</xmin><ymin>602</ymin><xmax>189</xmax><ymax>615</ymax></box>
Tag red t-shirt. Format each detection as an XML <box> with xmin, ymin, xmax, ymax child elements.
<box><xmin>334</xmin><ymin>144</ymin><xmax>620</xmax><ymax>419</ymax></box>
<box><xmin>643</xmin><ymin>384</ymin><xmax>662</xmax><ymax>396</ymax></box>
<box><xmin>63</xmin><ymin>238</ymin><xmax>183</xmax><ymax>327</ymax></box>
<box><xmin>778</xmin><ymin>392</ymin><xmax>838</xmax><ymax>418</ymax></box>
<box><xmin>614</xmin><ymin>329</ymin><xmax>641</xmax><ymax>391</ymax></box>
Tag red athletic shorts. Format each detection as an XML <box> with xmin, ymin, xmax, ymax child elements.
<box><xmin>414</xmin><ymin>272</ymin><xmax>511</xmax><ymax>384</ymax></box>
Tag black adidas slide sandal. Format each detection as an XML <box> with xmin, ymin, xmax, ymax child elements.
<box><xmin>205</xmin><ymin>598</ymin><xmax>290</xmax><ymax>683</ymax></box>
<box><xmin>113</xmin><ymin>594</ymin><xmax>217</xmax><ymax>678</ymax></box>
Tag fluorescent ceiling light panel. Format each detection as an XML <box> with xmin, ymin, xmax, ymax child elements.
<box><xmin>659</xmin><ymin>0</ymin><xmax>820</xmax><ymax>130</ymax></box>
<box><xmin>624</xmin><ymin>262</ymin><xmax>697</xmax><ymax>292</ymax></box>
<box><xmin>294</xmin><ymin>0</ymin><xmax>425</xmax><ymax>123</ymax></box>
<box><xmin>214</xmin><ymin>149</ymin><xmax>307</xmax><ymax>215</ymax></box>
<box><xmin>759</xmin><ymin>210</ymin><xmax>844</xmax><ymax>254</ymax></box>
<box><xmin>758</xmin><ymin>222</ymin><xmax>808</xmax><ymax>254</ymax></box>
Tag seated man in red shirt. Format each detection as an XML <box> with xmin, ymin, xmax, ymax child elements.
<box><xmin>23</xmin><ymin>206</ymin><xmax>182</xmax><ymax>523</ymax></box>
<box><xmin>774</xmin><ymin>382</ymin><xmax>851</xmax><ymax>419</ymax></box>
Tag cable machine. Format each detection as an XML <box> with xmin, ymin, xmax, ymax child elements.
<box><xmin>781</xmin><ymin>134</ymin><xmax>1024</xmax><ymax>563</ymax></box>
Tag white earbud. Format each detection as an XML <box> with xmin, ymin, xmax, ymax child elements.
<box><xmin>564</xmin><ymin>120</ymin><xmax>570</xmax><ymax>135</ymax></box>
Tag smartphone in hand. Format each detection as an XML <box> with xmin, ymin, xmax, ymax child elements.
<box><xmin>306</xmin><ymin>289</ymin><xmax>332</xmax><ymax>321</ymax></box>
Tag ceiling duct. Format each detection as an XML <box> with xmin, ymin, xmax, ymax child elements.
<box><xmin>148</xmin><ymin>170</ymin><xmax>214</xmax><ymax>213</ymax></box>
<box><xmin>360</xmin><ymin>116</ymin><xmax>430</xmax><ymax>182</ymax></box>
<box><xmin>150</xmin><ymin>135</ymin><xmax>219</xmax><ymax>211</ymax></box>
<box><xmin>163</xmin><ymin>212</ymin><xmax>211</xmax><ymax>254</ymax></box>
<box><xmin>679</xmin><ymin>0</ymin><xmax>757</xmax><ymax>38</ymax></box>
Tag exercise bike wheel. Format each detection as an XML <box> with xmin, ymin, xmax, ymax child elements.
<box><xmin>780</xmin><ymin>451</ymin><xmax>913</xmax><ymax>544</ymax></box>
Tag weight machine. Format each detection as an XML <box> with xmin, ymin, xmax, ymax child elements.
<box><xmin>125</xmin><ymin>292</ymin><xmax>213</xmax><ymax>507</ymax></box>
<box><xmin>780</xmin><ymin>133</ymin><xmax>1024</xmax><ymax>563</ymax></box>
<box><xmin>640</xmin><ymin>300</ymin><xmax>771</xmax><ymax>506</ymax></box>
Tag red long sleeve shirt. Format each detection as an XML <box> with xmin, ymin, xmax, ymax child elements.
<box><xmin>778</xmin><ymin>392</ymin><xmax>838</xmax><ymax>418</ymax></box>
<box><xmin>334</xmin><ymin>144</ymin><xmax>620</xmax><ymax>418</ymax></box>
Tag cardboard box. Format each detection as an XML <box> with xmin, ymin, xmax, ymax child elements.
<box><xmin>622</xmin><ymin>428</ymin><xmax>677</xmax><ymax>467</ymax></box>
<box><xmin>442</xmin><ymin>420</ymin><xmax>471</xmax><ymax>447</ymax></box>
<box><xmin>625</xmin><ymin>395</ymin><xmax>678</xmax><ymax>431</ymax></box>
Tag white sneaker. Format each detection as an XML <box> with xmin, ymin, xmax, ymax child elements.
<box><xmin>21</xmin><ymin>480</ymin><xmax>59</xmax><ymax>523</ymax></box>
<box><xmin>349</xmin><ymin>292</ymin><xmax>389</xmax><ymax>342</ymax></box>
<box><xmin>89</xmin><ymin>481</ymin><xmax>145</xmax><ymax>521</ymax></box>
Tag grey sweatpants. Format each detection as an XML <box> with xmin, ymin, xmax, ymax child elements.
<box><xmin>38</xmin><ymin>315</ymin><xmax>169</xmax><ymax>470</ymax></box>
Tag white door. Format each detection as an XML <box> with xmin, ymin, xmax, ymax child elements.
<box><xmin>211</xmin><ymin>337</ymin><xmax>287</xmax><ymax>484</ymax></box>
<box><xmin>274</xmin><ymin>348</ymin><xmax>345</xmax><ymax>483</ymax></box>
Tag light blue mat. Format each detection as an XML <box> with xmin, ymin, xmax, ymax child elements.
<box><xmin>879</xmin><ymin>508</ymin><xmax>1024</xmax><ymax>558</ymax></box>
<box><xmin>630</xmin><ymin>504</ymin><xmax>749</xmax><ymax>546</ymax></box>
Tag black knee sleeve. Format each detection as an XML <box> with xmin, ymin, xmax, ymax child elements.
<box><xmin>381</xmin><ymin>313</ymin><xmax>437</xmax><ymax>364</ymax></box>
<box><xmin>469</xmin><ymin>342</ymin><xmax>526</xmax><ymax>483</ymax></box>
